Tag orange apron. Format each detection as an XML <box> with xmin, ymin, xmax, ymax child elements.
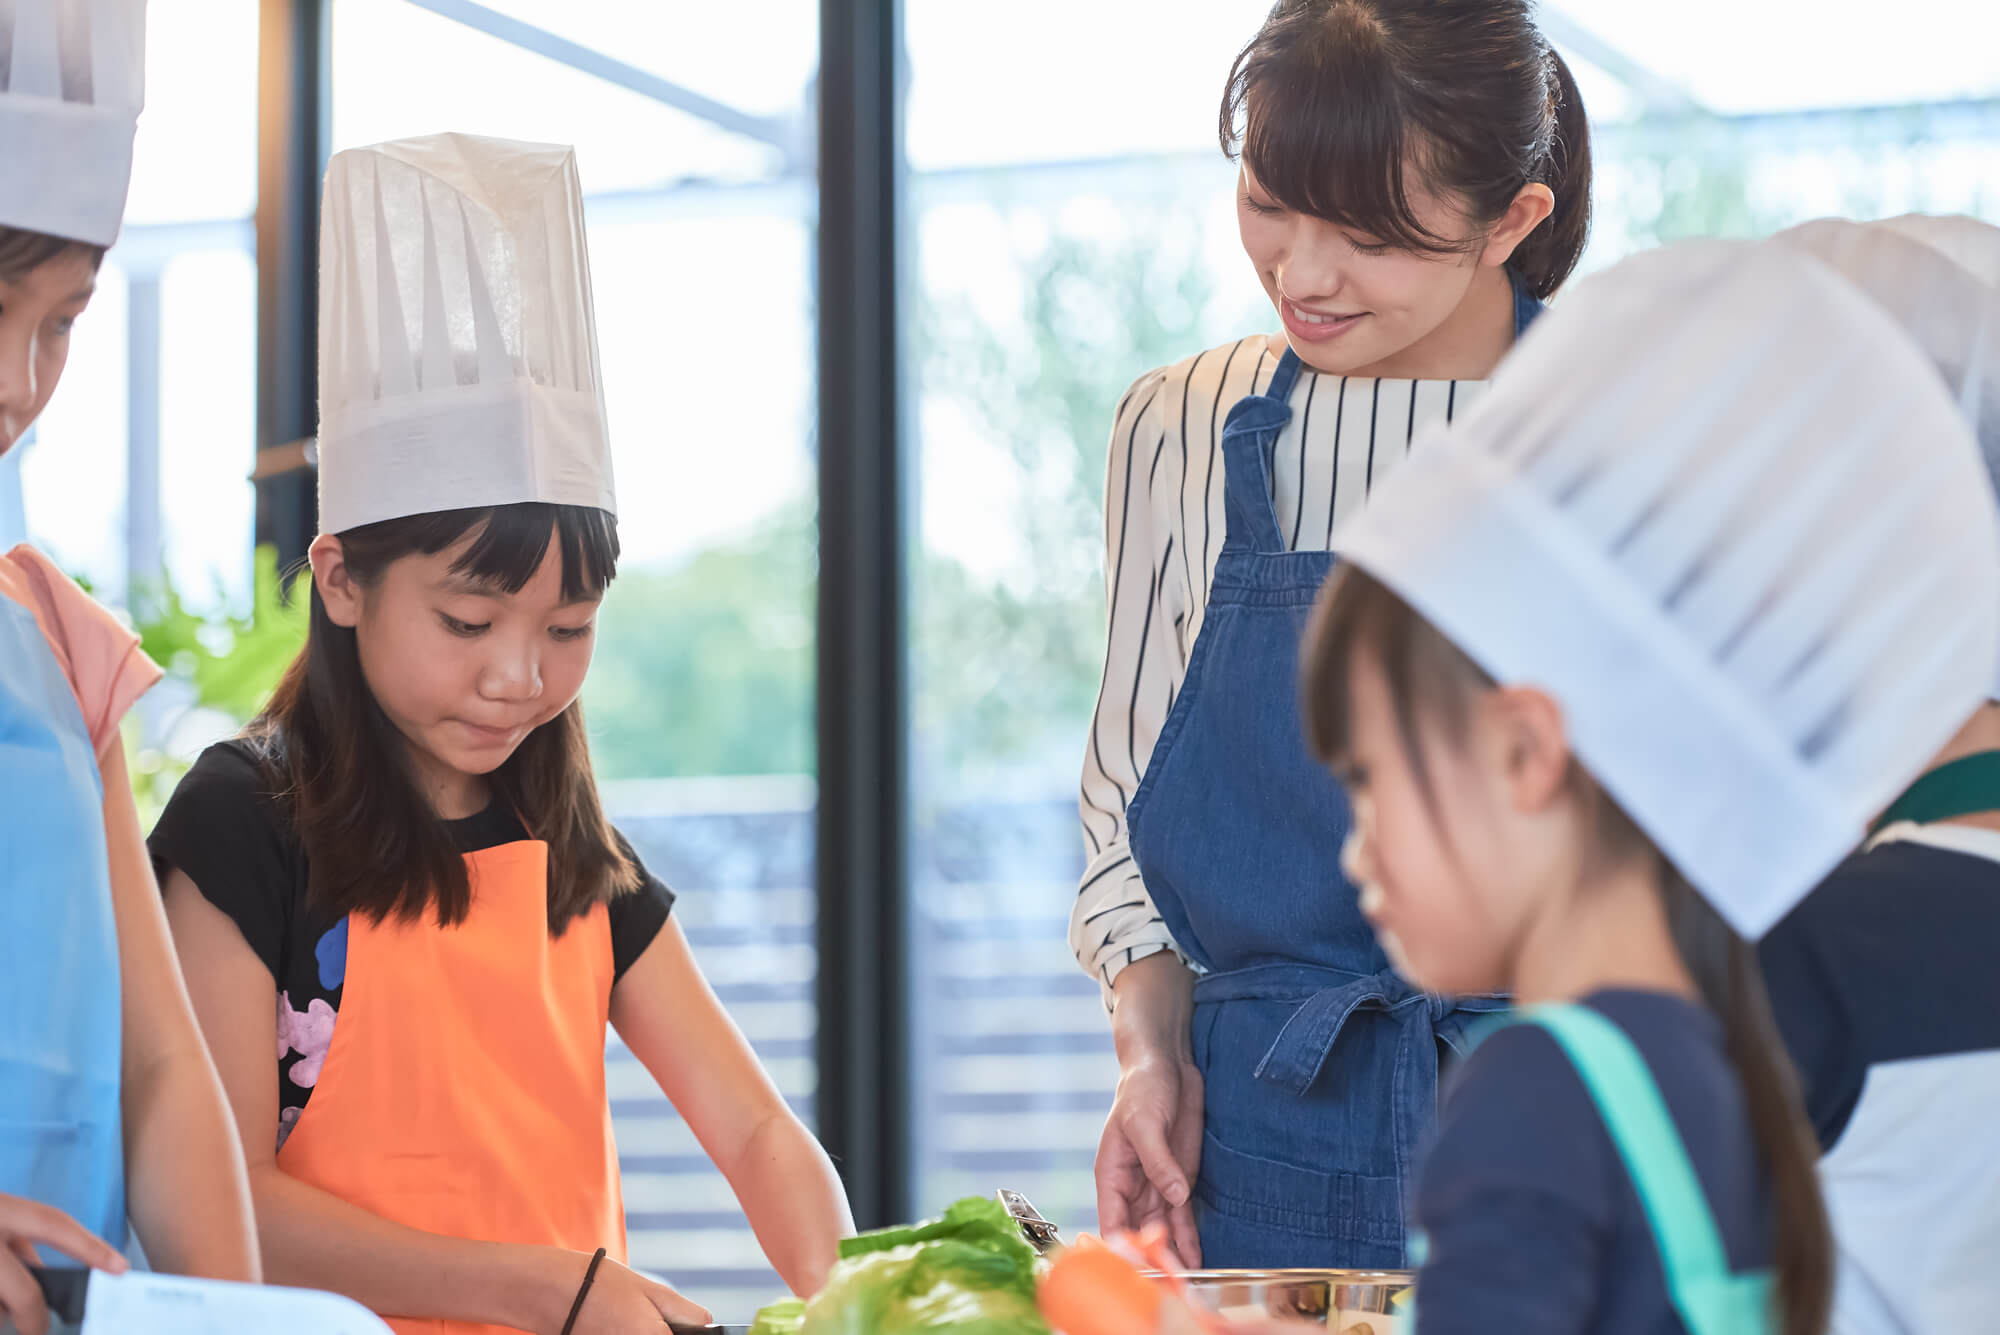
<box><xmin>278</xmin><ymin>840</ymin><xmax>627</xmax><ymax>1335</ymax></box>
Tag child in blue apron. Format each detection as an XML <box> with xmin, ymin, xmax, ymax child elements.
<box><xmin>1077</xmin><ymin>0</ymin><xmax>1593</xmax><ymax>1269</ymax></box>
<box><xmin>1757</xmin><ymin>216</ymin><xmax>2000</xmax><ymax>1334</ymax></box>
<box><xmin>1299</xmin><ymin>241</ymin><xmax>2000</xmax><ymax>1334</ymax></box>
<box><xmin>0</xmin><ymin>1</ymin><xmax>260</xmax><ymax>1328</ymax></box>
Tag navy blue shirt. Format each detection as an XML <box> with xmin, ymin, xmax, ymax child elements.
<box><xmin>1412</xmin><ymin>990</ymin><xmax>1772</xmax><ymax>1334</ymax></box>
<box><xmin>1759</xmin><ymin>833</ymin><xmax>2000</xmax><ymax>1149</ymax></box>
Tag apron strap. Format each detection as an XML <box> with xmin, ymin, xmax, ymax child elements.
<box><xmin>1218</xmin><ymin>348</ymin><xmax>1305</xmax><ymax>557</ymax></box>
<box><xmin>1870</xmin><ymin>749</ymin><xmax>2000</xmax><ymax>832</ymax></box>
<box><xmin>1243</xmin><ymin>969</ymin><xmax>1506</xmax><ymax>1096</ymax></box>
<box><xmin>1509</xmin><ymin>264</ymin><xmax>1546</xmax><ymax>337</ymax></box>
<box><xmin>1510</xmin><ymin>1003</ymin><xmax>1775</xmax><ymax>1335</ymax></box>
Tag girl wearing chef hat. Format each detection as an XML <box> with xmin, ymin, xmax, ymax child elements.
<box><xmin>148</xmin><ymin>133</ymin><xmax>852</xmax><ymax>1335</ymax></box>
<box><xmin>1755</xmin><ymin>215</ymin><xmax>2000</xmax><ymax>1335</ymax></box>
<box><xmin>1080</xmin><ymin>0</ymin><xmax>1592</xmax><ymax>1270</ymax></box>
<box><xmin>1298</xmin><ymin>240</ymin><xmax>2000</xmax><ymax>1333</ymax></box>
<box><xmin>0</xmin><ymin>0</ymin><xmax>262</xmax><ymax>1327</ymax></box>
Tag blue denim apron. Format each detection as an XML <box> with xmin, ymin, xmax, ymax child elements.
<box><xmin>0</xmin><ymin>597</ymin><xmax>128</xmax><ymax>1253</ymax></box>
<box><xmin>1126</xmin><ymin>279</ymin><xmax>1541</xmax><ymax>1267</ymax></box>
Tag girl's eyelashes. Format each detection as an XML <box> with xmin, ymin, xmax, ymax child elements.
<box><xmin>1348</xmin><ymin>238</ymin><xmax>1391</xmax><ymax>257</ymax></box>
<box><xmin>437</xmin><ymin>612</ymin><xmax>594</xmax><ymax>641</ymax></box>
<box><xmin>1240</xmin><ymin>190</ymin><xmax>1286</xmax><ymax>217</ymax></box>
<box><xmin>438</xmin><ymin>611</ymin><xmax>488</xmax><ymax>637</ymax></box>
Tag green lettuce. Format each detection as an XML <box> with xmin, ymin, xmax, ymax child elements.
<box><xmin>751</xmin><ymin>1197</ymin><xmax>1049</xmax><ymax>1335</ymax></box>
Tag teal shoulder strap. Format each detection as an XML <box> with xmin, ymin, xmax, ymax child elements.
<box><xmin>1511</xmin><ymin>1003</ymin><xmax>1775</xmax><ymax>1335</ymax></box>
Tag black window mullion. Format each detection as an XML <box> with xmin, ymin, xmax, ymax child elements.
<box><xmin>253</xmin><ymin>0</ymin><xmax>329</xmax><ymax>573</ymax></box>
<box><xmin>814</xmin><ymin>0</ymin><xmax>912</xmax><ymax>1232</ymax></box>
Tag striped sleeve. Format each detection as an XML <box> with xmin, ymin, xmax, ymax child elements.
<box><xmin>1071</xmin><ymin>366</ymin><xmax>1187</xmax><ymax>1004</ymax></box>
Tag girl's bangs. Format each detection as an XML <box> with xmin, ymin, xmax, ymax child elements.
<box><xmin>443</xmin><ymin>503</ymin><xmax>621</xmax><ymax>602</ymax></box>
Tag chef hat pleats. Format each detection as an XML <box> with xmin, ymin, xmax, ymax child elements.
<box><xmin>316</xmin><ymin>133</ymin><xmax>614</xmax><ymax>535</ymax></box>
<box><xmin>0</xmin><ymin>0</ymin><xmax>147</xmax><ymax>246</ymax></box>
<box><xmin>1772</xmin><ymin>215</ymin><xmax>2000</xmax><ymax>699</ymax></box>
<box><xmin>1332</xmin><ymin>240</ymin><xmax>2000</xmax><ymax>938</ymax></box>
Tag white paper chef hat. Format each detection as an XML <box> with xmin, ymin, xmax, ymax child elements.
<box><xmin>1332</xmin><ymin>240</ymin><xmax>2000</xmax><ymax>938</ymax></box>
<box><xmin>1772</xmin><ymin>215</ymin><xmax>2000</xmax><ymax>700</ymax></box>
<box><xmin>1875</xmin><ymin>213</ymin><xmax>2000</xmax><ymax>283</ymax></box>
<box><xmin>316</xmin><ymin>132</ymin><xmax>615</xmax><ymax>535</ymax></box>
<box><xmin>0</xmin><ymin>0</ymin><xmax>147</xmax><ymax>246</ymax></box>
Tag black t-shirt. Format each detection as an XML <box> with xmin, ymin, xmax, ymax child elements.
<box><xmin>148</xmin><ymin>738</ymin><xmax>674</xmax><ymax>1152</ymax></box>
<box><xmin>1412</xmin><ymin>990</ymin><xmax>1773</xmax><ymax>1334</ymax></box>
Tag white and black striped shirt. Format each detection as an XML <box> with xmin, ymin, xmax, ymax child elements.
<box><xmin>1070</xmin><ymin>333</ymin><xmax>1491</xmax><ymax>999</ymax></box>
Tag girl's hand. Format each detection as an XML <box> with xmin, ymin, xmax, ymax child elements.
<box><xmin>553</xmin><ymin>1251</ymin><xmax>712</xmax><ymax>1334</ymax></box>
<box><xmin>1096</xmin><ymin>1049</ymin><xmax>1205</xmax><ymax>1270</ymax></box>
<box><xmin>0</xmin><ymin>1194</ymin><xmax>128</xmax><ymax>1335</ymax></box>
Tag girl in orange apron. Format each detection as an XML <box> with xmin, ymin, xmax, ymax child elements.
<box><xmin>1</xmin><ymin>3</ymin><xmax>259</xmax><ymax>1327</ymax></box>
<box><xmin>149</xmin><ymin>134</ymin><xmax>852</xmax><ymax>1335</ymax></box>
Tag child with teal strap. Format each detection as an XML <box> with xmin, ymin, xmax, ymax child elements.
<box><xmin>1499</xmin><ymin>1006</ymin><xmax>1774</xmax><ymax>1335</ymax></box>
<box><xmin>1287</xmin><ymin>242</ymin><xmax>2000</xmax><ymax>1333</ymax></box>
<box><xmin>1402</xmin><ymin>1005</ymin><xmax>1776</xmax><ymax>1335</ymax></box>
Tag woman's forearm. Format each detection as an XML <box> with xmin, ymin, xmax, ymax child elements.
<box><xmin>723</xmin><ymin>1111</ymin><xmax>853</xmax><ymax>1298</ymax></box>
<box><xmin>1111</xmin><ymin>951</ymin><xmax>1198</xmax><ymax>1067</ymax></box>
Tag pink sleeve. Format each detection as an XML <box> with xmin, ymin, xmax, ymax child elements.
<box><xmin>3</xmin><ymin>545</ymin><xmax>163</xmax><ymax>756</ymax></box>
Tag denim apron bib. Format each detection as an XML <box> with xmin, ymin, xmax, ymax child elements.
<box><xmin>0</xmin><ymin>598</ymin><xmax>127</xmax><ymax>1252</ymax></box>
<box><xmin>1125</xmin><ymin>277</ymin><xmax>1541</xmax><ymax>1266</ymax></box>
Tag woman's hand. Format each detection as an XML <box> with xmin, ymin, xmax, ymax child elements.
<box><xmin>0</xmin><ymin>1194</ymin><xmax>128</xmax><ymax>1335</ymax></box>
<box><xmin>1097</xmin><ymin>1051</ymin><xmax>1205</xmax><ymax>1269</ymax></box>
<box><xmin>1096</xmin><ymin>953</ymin><xmax>1204</xmax><ymax>1269</ymax></box>
<box><xmin>550</xmin><ymin>1252</ymin><xmax>711</xmax><ymax>1335</ymax></box>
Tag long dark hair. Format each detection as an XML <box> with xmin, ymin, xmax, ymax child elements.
<box><xmin>0</xmin><ymin>225</ymin><xmax>106</xmax><ymax>280</ymax></box>
<box><xmin>1300</xmin><ymin>567</ymin><xmax>1833</xmax><ymax>1335</ymax></box>
<box><xmin>1221</xmin><ymin>0</ymin><xmax>1593</xmax><ymax>299</ymax></box>
<box><xmin>248</xmin><ymin>501</ymin><xmax>637</xmax><ymax>931</ymax></box>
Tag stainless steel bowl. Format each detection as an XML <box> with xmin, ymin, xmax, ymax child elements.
<box><xmin>1151</xmin><ymin>1269</ymin><xmax>1414</xmax><ymax>1333</ymax></box>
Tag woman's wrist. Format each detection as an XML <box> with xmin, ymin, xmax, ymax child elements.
<box><xmin>1110</xmin><ymin>953</ymin><xmax>1196</xmax><ymax>1066</ymax></box>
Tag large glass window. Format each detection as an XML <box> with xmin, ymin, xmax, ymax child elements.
<box><xmin>332</xmin><ymin>3</ymin><xmax>820</xmax><ymax>1316</ymax></box>
<box><xmin>901</xmin><ymin>0</ymin><xmax>1279</xmax><ymax>1235</ymax></box>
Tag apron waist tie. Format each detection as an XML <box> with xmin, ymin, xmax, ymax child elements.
<box><xmin>1195</xmin><ymin>965</ymin><xmax>1510</xmax><ymax>1097</ymax></box>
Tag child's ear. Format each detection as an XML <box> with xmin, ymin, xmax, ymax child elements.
<box><xmin>309</xmin><ymin>534</ymin><xmax>364</xmax><ymax>628</ymax></box>
<box><xmin>1486</xmin><ymin>684</ymin><xmax>1571</xmax><ymax>813</ymax></box>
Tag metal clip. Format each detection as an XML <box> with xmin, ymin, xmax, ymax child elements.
<box><xmin>996</xmin><ymin>1189</ymin><xmax>1062</xmax><ymax>1254</ymax></box>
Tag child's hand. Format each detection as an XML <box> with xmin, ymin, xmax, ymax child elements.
<box><xmin>556</xmin><ymin>1252</ymin><xmax>712</xmax><ymax>1334</ymax></box>
<box><xmin>0</xmin><ymin>1193</ymin><xmax>129</xmax><ymax>1335</ymax></box>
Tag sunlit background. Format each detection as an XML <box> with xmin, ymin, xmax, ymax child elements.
<box><xmin>9</xmin><ymin>0</ymin><xmax>1996</xmax><ymax>1317</ymax></box>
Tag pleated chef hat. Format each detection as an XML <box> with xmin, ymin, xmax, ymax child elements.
<box><xmin>316</xmin><ymin>133</ymin><xmax>615</xmax><ymax>535</ymax></box>
<box><xmin>0</xmin><ymin>0</ymin><xmax>147</xmax><ymax>246</ymax></box>
<box><xmin>1772</xmin><ymin>215</ymin><xmax>2000</xmax><ymax>700</ymax></box>
<box><xmin>1331</xmin><ymin>240</ymin><xmax>2000</xmax><ymax>938</ymax></box>
<box><xmin>1876</xmin><ymin>213</ymin><xmax>2000</xmax><ymax>284</ymax></box>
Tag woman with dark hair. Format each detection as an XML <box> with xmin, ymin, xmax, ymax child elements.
<box><xmin>1074</xmin><ymin>0</ymin><xmax>1592</xmax><ymax>1269</ymax></box>
<box><xmin>151</xmin><ymin>134</ymin><xmax>851</xmax><ymax>1334</ymax></box>
<box><xmin>0</xmin><ymin>2</ymin><xmax>261</xmax><ymax>1327</ymax></box>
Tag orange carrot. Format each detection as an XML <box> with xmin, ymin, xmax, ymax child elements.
<box><xmin>1040</xmin><ymin>1242</ymin><xmax>1166</xmax><ymax>1335</ymax></box>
